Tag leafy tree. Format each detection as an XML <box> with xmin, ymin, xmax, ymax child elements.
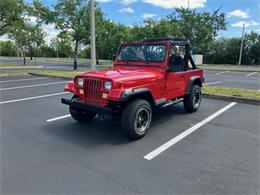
<box><xmin>0</xmin><ymin>0</ymin><xmax>26</xmax><ymax>35</ymax></box>
<box><xmin>95</xmin><ymin>20</ymin><xmax>130</xmax><ymax>61</ymax></box>
<box><xmin>54</xmin><ymin>0</ymin><xmax>106</xmax><ymax>69</ymax></box>
<box><xmin>129</xmin><ymin>19</ymin><xmax>181</xmax><ymax>42</ymax></box>
<box><xmin>50</xmin><ymin>33</ymin><xmax>73</xmax><ymax>58</ymax></box>
<box><xmin>167</xmin><ymin>8</ymin><xmax>227</xmax><ymax>53</ymax></box>
<box><xmin>204</xmin><ymin>31</ymin><xmax>259</xmax><ymax>65</ymax></box>
<box><xmin>243</xmin><ymin>32</ymin><xmax>260</xmax><ymax>65</ymax></box>
<box><xmin>8</xmin><ymin>23</ymin><xmax>45</xmax><ymax>65</ymax></box>
<box><xmin>38</xmin><ymin>44</ymin><xmax>56</xmax><ymax>57</ymax></box>
<box><xmin>0</xmin><ymin>41</ymin><xmax>17</xmax><ymax>57</ymax></box>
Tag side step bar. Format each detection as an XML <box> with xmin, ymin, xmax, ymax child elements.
<box><xmin>159</xmin><ymin>98</ymin><xmax>183</xmax><ymax>108</ymax></box>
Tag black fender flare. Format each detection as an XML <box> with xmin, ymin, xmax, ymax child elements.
<box><xmin>120</xmin><ymin>88</ymin><xmax>156</xmax><ymax>106</ymax></box>
<box><xmin>185</xmin><ymin>76</ymin><xmax>202</xmax><ymax>94</ymax></box>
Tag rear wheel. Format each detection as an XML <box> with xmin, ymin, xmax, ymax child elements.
<box><xmin>69</xmin><ymin>95</ymin><xmax>96</xmax><ymax>123</ymax></box>
<box><xmin>184</xmin><ymin>85</ymin><xmax>201</xmax><ymax>113</ymax></box>
<box><xmin>121</xmin><ymin>99</ymin><xmax>152</xmax><ymax>140</ymax></box>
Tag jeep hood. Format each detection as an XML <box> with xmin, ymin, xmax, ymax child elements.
<box><xmin>78</xmin><ymin>66</ymin><xmax>164</xmax><ymax>83</ymax></box>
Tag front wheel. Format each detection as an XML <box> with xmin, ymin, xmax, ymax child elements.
<box><xmin>69</xmin><ymin>96</ymin><xmax>96</xmax><ymax>123</ymax></box>
<box><xmin>121</xmin><ymin>99</ymin><xmax>152</xmax><ymax>140</ymax></box>
<box><xmin>184</xmin><ymin>85</ymin><xmax>202</xmax><ymax>113</ymax></box>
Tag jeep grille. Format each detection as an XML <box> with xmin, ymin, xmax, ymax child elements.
<box><xmin>84</xmin><ymin>78</ymin><xmax>103</xmax><ymax>105</ymax></box>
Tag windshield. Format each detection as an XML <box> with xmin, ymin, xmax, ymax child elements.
<box><xmin>117</xmin><ymin>44</ymin><xmax>167</xmax><ymax>63</ymax></box>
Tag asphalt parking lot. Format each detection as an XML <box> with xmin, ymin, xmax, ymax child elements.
<box><xmin>0</xmin><ymin>75</ymin><xmax>259</xmax><ymax>194</ymax></box>
<box><xmin>204</xmin><ymin>70</ymin><xmax>260</xmax><ymax>90</ymax></box>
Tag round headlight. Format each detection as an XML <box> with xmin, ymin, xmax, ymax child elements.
<box><xmin>77</xmin><ymin>78</ymin><xmax>84</xmax><ymax>87</ymax></box>
<box><xmin>104</xmin><ymin>81</ymin><xmax>112</xmax><ymax>90</ymax></box>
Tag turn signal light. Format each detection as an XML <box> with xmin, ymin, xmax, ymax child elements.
<box><xmin>79</xmin><ymin>89</ymin><xmax>84</xmax><ymax>94</ymax></box>
<box><xmin>102</xmin><ymin>93</ymin><xmax>108</xmax><ymax>99</ymax></box>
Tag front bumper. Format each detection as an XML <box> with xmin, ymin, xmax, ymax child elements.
<box><xmin>61</xmin><ymin>98</ymin><xmax>113</xmax><ymax>115</ymax></box>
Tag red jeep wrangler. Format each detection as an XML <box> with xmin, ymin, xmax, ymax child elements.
<box><xmin>62</xmin><ymin>38</ymin><xmax>204</xmax><ymax>139</ymax></box>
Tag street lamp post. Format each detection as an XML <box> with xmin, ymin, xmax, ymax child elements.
<box><xmin>90</xmin><ymin>0</ymin><xmax>96</xmax><ymax>71</ymax></box>
<box><xmin>238</xmin><ymin>23</ymin><xmax>245</xmax><ymax>65</ymax></box>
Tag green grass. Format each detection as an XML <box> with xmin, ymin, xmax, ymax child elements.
<box><xmin>29</xmin><ymin>70</ymin><xmax>86</xmax><ymax>78</ymax></box>
<box><xmin>203</xmin><ymin>86</ymin><xmax>260</xmax><ymax>100</ymax></box>
<box><xmin>200</xmin><ymin>64</ymin><xmax>260</xmax><ymax>72</ymax></box>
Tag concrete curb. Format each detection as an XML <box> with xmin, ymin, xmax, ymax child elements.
<box><xmin>202</xmin><ymin>94</ymin><xmax>260</xmax><ymax>106</ymax></box>
<box><xmin>29</xmin><ymin>72</ymin><xmax>260</xmax><ymax>106</ymax></box>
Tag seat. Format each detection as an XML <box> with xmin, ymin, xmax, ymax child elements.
<box><xmin>170</xmin><ymin>55</ymin><xmax>183</xmax><ymax>72</ymax></box>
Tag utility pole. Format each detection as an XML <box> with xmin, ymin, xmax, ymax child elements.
<box><xmin>188</xmin><ymin>0</ymin><xmax>190</xmax><ymax>8</ymax></box>
<box><xmin>238</xmin><ymin>23</ymin><xmax>245</xmax><ymax>65</ymax></box>
<box><xmin>56</xmin><ymin>37</ymin><xmax>59</xmax><ymax>59</ymax></box>
<box><xmin>90</xmin><ymin>0</ymin><xmax>96</xmax><ymax>71</ymax></box>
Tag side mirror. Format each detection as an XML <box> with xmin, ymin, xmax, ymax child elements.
<box><xmin>112</xmin><ymin>55</ymin><xmax>116</xmax><ymax>62</ymax></box>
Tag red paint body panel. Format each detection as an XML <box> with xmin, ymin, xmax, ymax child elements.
<box><xmin>64</xmin><ymin>81</ymin><xmax>76</xmax><ymax>94</ymax></box>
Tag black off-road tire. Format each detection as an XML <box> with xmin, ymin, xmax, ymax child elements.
<box><xmin>184</xmin><ymin>85</ymin><xmax>202</xmax><ymax>113</ymax></box>
<box><xmin>121</xmin><ymin>99</ymin><xmax>152</xmax><ymax>140</ymax></box>
<box><xmin>69</xmin><ymin>96</ymin><xmax>96</xmax><ymax>123</ymax></box>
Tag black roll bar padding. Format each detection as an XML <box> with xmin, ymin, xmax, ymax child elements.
<box><xmin>185</xmin><ymin>43</ymin><xmax>196</xmax><ymax>69</ymax></box>
<box><xmin>188</xmin><ymin>52</ymin><xmax>196</xmax><ymax>69</ymax></box>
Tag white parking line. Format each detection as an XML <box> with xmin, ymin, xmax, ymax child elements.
<box><xmin>0</xmin><ymin>92</ymin><xmax>69</xmax><ymax>105</ymax></box>
<box><xmin>246</xmin><ymin>72</ymin><xmax>257</xmax><ymax>77</ymax></box>
<box><xmin>204</xmin><ymin>81</ymin><xmax>223</xmax><ymax>86</ymax></box>
<box><xmin>216</xmin><ymin>71</ymin><xmax>230</xmax><ymax>75</ymax></box>
<box><xmin>0</xmin><ymin>81</ymin><xmax>67</xmax><ymax>91</ymax></box>
<box><xmin>144</xmin><ymin>102</ymin><xmax>237</xmax><ymax>160</ymax></box>
<box><xmin>46</xmin><ymin>114</ymin><xmax>71</xmax><ymax>122</ymax></box>
<box><xmin>0</xmin><ymin>77</ymin><xmax>48</xmax><ymax>83</ymax></box>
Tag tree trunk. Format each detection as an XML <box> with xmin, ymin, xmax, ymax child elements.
<box><xmin>30</xmin><ymin>46</ymin><xmax>33</xmax><ymax>60</ymax></box>
<box><xmin>73</xmin><ymin>40</ymin><xmax>79</xmax><ymax>70</ymax></box>
<box><xmin>96</xmin><ymin>48</ymin><xmax>99</xmax><ymax>65</ymax></box>
<box><xmin>23</xmin><ymin>51</ymin><xmax>26</xmax><ymax>65</ymax></box>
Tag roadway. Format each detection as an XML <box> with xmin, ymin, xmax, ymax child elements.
<box><xmin>0</xmin><ymin>75</ymin><xmax>259</xmax><ymax>194</ymax></box>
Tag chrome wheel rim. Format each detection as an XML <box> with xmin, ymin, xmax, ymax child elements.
<box><xmin>193</xmin><ymin>90</ymin><xmax>201</xmax><ymax>109</ymax></box>
<box><xmin>135</xmin><ymin>108</ymin><xmax>150</xmax><ymax>133</ymax></box>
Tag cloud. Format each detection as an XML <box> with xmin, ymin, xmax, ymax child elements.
<box><xmin>142</xmin><ymin>13</ymin><xmax>157</xmax><ymax>19</ymax></box>
<box><xmin>228</xmin><ymin>9</ymin><xmax>249</xmax><ymax>19</ymax></box>
<box><xmin>121</xmin><ymin>0</ymin><xmax>137</xmax><ymax>5</ymax></box>
<box><xmin>231</xmin><ymin>21</ymin><xmax>259</xmax><ymax>28</ymax></box>
<box><xmin>0</xmin><ymin>35</ymin><xmax>9</xmax><ymax>41</ymax></box>
<box><xmin>118</xmin><ymin>7</ymin><xmax>135</xmax><ymax>13</ymax></box>
<box><xmin>22</xmin><ymin>15</ymin><xmax>37</xmax><ymax>24</ymax></box>
<box><xmin>42</xmin><ymin>23</ymin><xmax>60</xmax><ymax>45</ymax></box>
<box><xmin>142</xmin><ymin>0</ymin><xmax>206</xmax><ymax>9</ymax></box>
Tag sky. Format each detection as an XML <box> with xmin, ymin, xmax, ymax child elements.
<box><xmin>1</xmin><ymin>0</ymin><xmax>260</xmax><ymax>42</ymax></box>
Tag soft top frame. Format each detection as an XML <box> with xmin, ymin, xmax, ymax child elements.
<box><xmin>143</xmin><ymin>38</ymin><xmax>189</xmax><ymax>46</ymax></box>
